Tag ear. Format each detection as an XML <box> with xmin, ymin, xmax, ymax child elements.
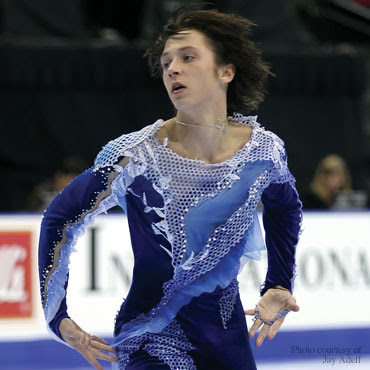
<box><xmin>219</xmin><ymin>63</ymin><xmax>235</xmax><ymax>83</ymax></box>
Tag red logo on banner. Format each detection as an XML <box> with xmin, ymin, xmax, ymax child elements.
<box><xmin>0</xmin><ymin>232</ymin><xmax>32</xmax><ymax>318</ymax></box>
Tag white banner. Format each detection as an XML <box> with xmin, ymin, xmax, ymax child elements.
<box><xmin>0</xmin><ymin>211</ymin><xmax>369</xmax><ymax>340</ymax></box>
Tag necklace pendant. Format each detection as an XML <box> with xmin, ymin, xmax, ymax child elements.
<box><xmin>214</xmin><ymin>122</ymin><xmax>227</xmax><ymax>134</ymax></box>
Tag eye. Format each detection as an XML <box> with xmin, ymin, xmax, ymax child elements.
<box><xmin>184</xmin><ymin>55</ymin><xmax>194</xmax><ymax>62</ymax></box>
<box><xmin>161</xmin><ymin>59</ymin><xmax>171</xmax><ymax>69</ymax></box>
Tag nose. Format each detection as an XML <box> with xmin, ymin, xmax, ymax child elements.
<box><xmin>167</xmin><ymin>59</ymin><xmax>180</xmax><ymax>78</ymax></box>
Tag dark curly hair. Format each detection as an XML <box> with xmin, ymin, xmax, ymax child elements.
<box><xmin>144</xmin><ymin>7</ymin><xmax>272</xmax><ymax>115</ymax></box>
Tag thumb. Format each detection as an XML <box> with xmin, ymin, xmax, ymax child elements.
<box><xmin>288</xmin><ymin>300</ymin><xmax>300</xmax><ymax>312</ymax></box>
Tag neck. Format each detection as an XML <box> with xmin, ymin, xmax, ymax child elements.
<box><xmin>177</xmin><ymin>93</ymin><xmax>227</xmax><ymax>121</ymax></box>
<box><xmin>176</xmin><ymin>90</ymin><xmax>228</xmax><ymax>125</ymax></box>
<box><xmin>175</xmin><ymin>116</ymin><xmax>227</xmax><ymax>133</ymax></box>
<box><xmin>172</xmin><ymin>111</ymin><xmax>232</xmax><ymax>162</ymax></box>
<box><xmin>175</xmin><ymin>109</ymin><xmax>228</xmax><ymax>140</ymax></box>
<box><xmin>176</xmin><ymin>110</ymin><xmax>227</xmax><ymax>127</ymax></box>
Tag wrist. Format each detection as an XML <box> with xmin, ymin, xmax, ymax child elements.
<box><xmin>271</xmin><ymin>285</ymin><xmax>290</xmax><ymax>292</ymax></box>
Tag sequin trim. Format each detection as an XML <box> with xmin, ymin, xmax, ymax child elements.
<box><xmin>219</xmin><ymin>279</ymin><xmax>239</xmax><ymax>329</ymax></box>
<box><xmin>116</xmin><ymin>319</ymin><xmax>196</xmax><ymax>370</ymax></box>
<box><xmin>43</xmin><ymin>168</ymin><xmax>123</xmax><ymax>322</ymax></box>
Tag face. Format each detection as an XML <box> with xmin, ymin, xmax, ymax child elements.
<box><xmin>160</xmin><ymin>29</ymin><xmax>234</xmax><ymax>113</ymax></box>
<box><xmin>323</xmin><ymin>168</ymin><xmax>345</xmax><ymax>193</ymax></box>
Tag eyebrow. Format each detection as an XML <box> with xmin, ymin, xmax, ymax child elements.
<box><xmin>161</xmin><ymin>46</ymin><xmax>200</xmax><ymax>59</ymax></box>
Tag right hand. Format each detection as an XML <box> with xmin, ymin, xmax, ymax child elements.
<box><xmin>59</xmin><ymin>318</ymin><xmax>118</xmax><ymax>370</ymax></box>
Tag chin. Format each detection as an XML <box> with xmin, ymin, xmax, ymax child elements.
<box><xmin>171</xmin><ymin>100</ymin><xmax>189</xmax><ymax>112</ymax></box>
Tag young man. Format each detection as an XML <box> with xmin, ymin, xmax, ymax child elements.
<box><xmin>39</xmin><ymin>8</ymin><xmax>301</xmax><ymax>370</ymax></box>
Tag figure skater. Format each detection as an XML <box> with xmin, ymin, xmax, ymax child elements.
<box><xmin>39</xmin><ymin>7</ymin><xmax>302</xmax><ymax>370</ymax></box>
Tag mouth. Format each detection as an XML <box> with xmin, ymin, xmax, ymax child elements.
<box><xmin>171</xmin><ymin>82</ymin><xmax>186</xmax><ymax>94</ymax></box>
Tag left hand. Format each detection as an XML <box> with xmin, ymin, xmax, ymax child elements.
<box><xmin>59</xmin><ymin>318</ymin><xmax>117</xmax><ymax>370</ymax></box>
<box><xmin>244</xmin><ymin>287</ymin><xmax>299</xmax><ymax>346</ymax></box>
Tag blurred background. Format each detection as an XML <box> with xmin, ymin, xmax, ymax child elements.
<box><xmin>0</xmin><ymin>0</ymin><xmax>370</xmax><ymax>369</ymax></box>
<box><xmin>0</xmin><ymin>0</ymin><xmax>370</xmax><ymax>211</ymax></box>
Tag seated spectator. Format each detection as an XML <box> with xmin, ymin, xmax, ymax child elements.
<box><xmin>302</xmin><ymin>154</ymin><xmax>352</xmax><ymax>209</ymax></box>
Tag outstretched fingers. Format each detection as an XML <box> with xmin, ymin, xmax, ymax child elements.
<box><xmin>79</xmin><ymin>333</ymin><xmax>117</xmax><ymax>369</ymax></box>
<box><xmin>247</xmin><ymin>317</ymin><xmax>262</xmax><ymax>339</ymax></box>
<box><xmin>254</xmin><ymin>322</ymin><xmax>271</xmax><ymax>346</ymax></box>
<box><xmin>266</xmin><ymin>318</ymin><xmax>284</xmax><ymax>340</ymax></box>
<box><xmin>247</xmin><ymin>317</ymin><xmax>285</xmax><ymax>346</ymax></box>
<box><xmin>244</xmin><ymin>308</ymin><xmax>256</xmax><ymax>316</ymax></box>
<box><xmin>245</xmin><ymin>304</ymin><xmax>289</xmax><ymax>345</ymax></box>
<box><xmin>91</xmin><ymin>334</ymin><xmax>109</xmax><ymax>346</ymax></box>
<box><xmin>90</xmin><ymin>348</ymin><xmax>118</xmax><ymax>363</ymax></box>
<box><xmin>90</xmin><ymin>337</ymin><xmax>117</xmax><ymax>355</ymax></box>
<box><xmin>79</xmin><ymin>334</ymin><xmax>104</xmax><ymax>370</ymax></box>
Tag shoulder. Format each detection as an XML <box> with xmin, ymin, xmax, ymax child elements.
<box><xmin>247</xmin><ymin>119</ymin><xmax>289</xmax><ymax>176</ymax></box>
<box><xmin>94</xmin><ymin>119</ymin><xmax>164</xmax><ymax>169</ymax></box>
<box><xmin>255</xmin><ymin>125</ymin><xmax>285</xmax><ymax>152</ymax></box>
<box><xmin>260</xmin><ymin>129</ymin><xmax>287</xmax><ymax>166</ymax></box>
<box><xmin>230</xmin><ymin>113</ymin><xmax>287</xmax><ymax>163</ymax></box>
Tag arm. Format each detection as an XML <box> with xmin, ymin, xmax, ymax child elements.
<box><xmin>38</xmin><ymin>165</ymin><xmax>121</xmax><ymax>341</ymax></box>
<box><xmin>245</xmin><ymin>177</ymin><xmax>302</xmax><ymax>346</ymax></box>
<box><xmin>38</xmin><ymin>165</ymin><xmax>122</xmax><ymax>368</ymax></box>
<box><xmin>260</xmin><ymin>179</ymin><xmax>302</xmax><ymax>295</ymax></box>
<box><xmin>245</xmin><ymin>138</ymin><xmax>302</xmax><ymax>345</ymax></box>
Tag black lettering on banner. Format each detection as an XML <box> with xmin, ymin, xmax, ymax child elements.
<box><xmin>110</xmin><ymin>255</ymin><xmax>131</xmax><ymax>286</ymax></box>
<box><xmin>329</xmin><ymin>250</ymin><xmax>350</xmax><ymax>285</ymax></box>
<box><xmin>89</xmin><ymin>227</ymin><xmax>98</xmax><ymax>291</ymax></box>
<box><xmin>300</xmin><ymin>249</ymin><xmax>325</xmax><ymax>288</ymax></box>
<box><xmin>358</xmin><ymin>251</ymin><xmax>370</xmax><ymax>286</ymax></box>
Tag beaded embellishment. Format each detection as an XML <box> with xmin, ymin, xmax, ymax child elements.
<box><xmin>117</xmin><ymin>319</ymin><xmax>196</xmax><ymax>370</ymax></box>
<box><xmin>219</xmin><ymin>279</ymin><xmax>239</xmax><ymax>329</ymax></box>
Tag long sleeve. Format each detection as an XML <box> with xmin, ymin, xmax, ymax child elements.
<box><xmin>38</xmin><ymin>165</ymin><xmax>122</xmax><ymax>342</ymax></box>
<box><xmin>260</xmin><ymin>173</ymin><xmax>302</xmax><ymax>296</ymax></box>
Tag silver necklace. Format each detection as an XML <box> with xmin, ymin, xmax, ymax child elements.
<box><xmin>175</xmin><ymin>116</ymin><xmax>228</xmax><ymax>134</ymax></box>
